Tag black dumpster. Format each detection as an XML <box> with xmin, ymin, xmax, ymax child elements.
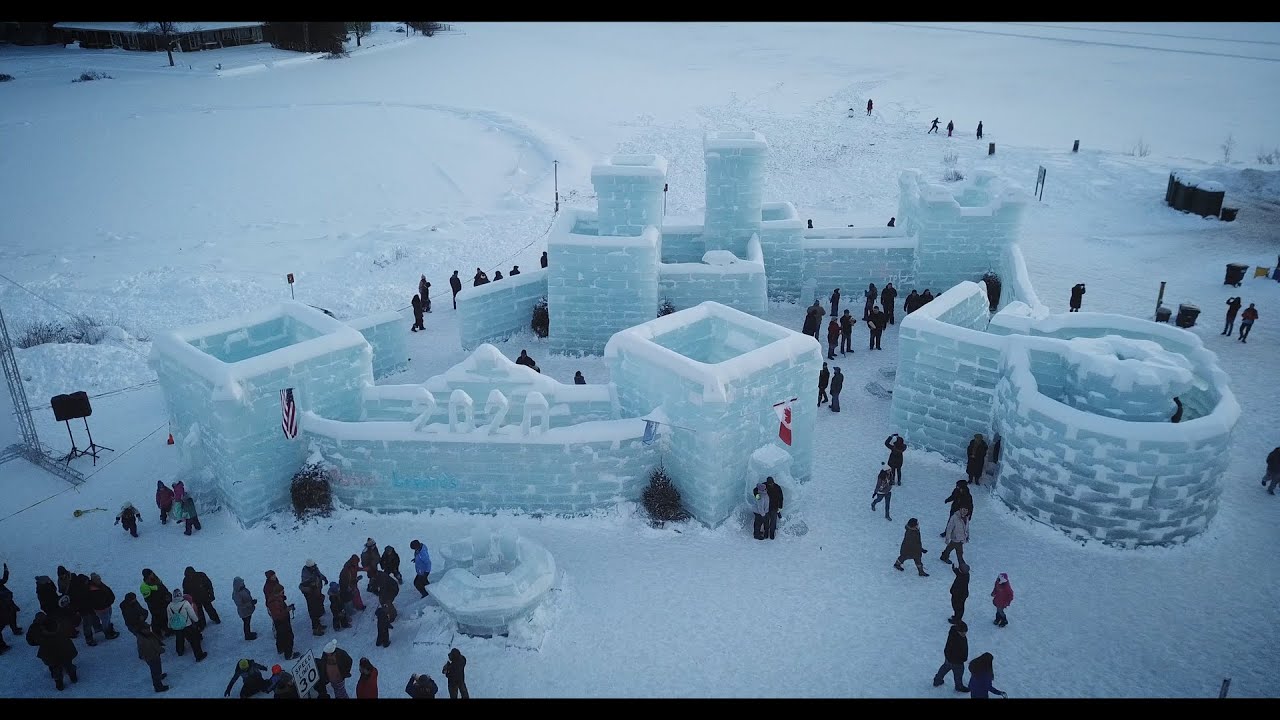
<box><xmin>1155</xmin><ymin>306</ymin><xmax>1173</xmax><ymax>324</ymax></box>
<box><xmin>1225</xmin><ymin>263</ymin><xmax>1249</xmax><ymax>287</ymax></box>
<box><xmin>1220</xmin><ymin>207</ymin><xmax>1238</xmax><ymax>222</ymax></box>
<box><xmin>1191</xmin><ymin>181</ymin><xmax>1225</xmax><ymax>218</ymax></box>
<box><xmin>1165</xmin><ymin>173</ymin><xmax>1177</xmax><ymax>204</ymax></box>
<box><xmin>1175</xmin><ymin>303</ymin><xmax>1201</xmax><ymax>328</ymax></box>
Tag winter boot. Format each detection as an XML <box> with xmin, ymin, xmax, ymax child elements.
<box><xmin>195</xmin><ymin>651</ymin><xmax>208</xmax><ymax>662</ymax></box>
<box><xmin>894</xmin><ymin>562</ymin><xmax>904</xmax><ymax>572</ymax></box>
<box><xmin>68</xmin><ymin>665</ymin><xmax>78</xmax><ymax>683</ymax></box>
<box><xmin>105</xmin><ymin>629</ymin><xmax>120</xmax><ymax>640</ymax></box>
<box><xmin>246</xmin><ymin>632</ymin><xmax>259</xmax><ymax>641</ymax></box>
<box><xmin>918</xmin><ymin>569</ymin><xmax>930</xmax><ymax>577</ymax></box>
<box><xmin>156</xmin><ymin>685</ymin><xmax>170</xmax><ymax>693</ymax></box>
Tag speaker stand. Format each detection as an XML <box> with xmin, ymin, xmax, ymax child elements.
<box><xmin>81</xmin><ymin>418</ymin><xmax>113</xmax><ymax>466</ymax></box>
<box><xmin>58</xmin><ymin>419</ymin><xmax>84</xmax><ymax>465</ymax></box>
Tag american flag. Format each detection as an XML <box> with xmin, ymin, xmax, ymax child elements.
<box><xmin>280</xmin><ymin>388</ymin><xmax>298</xmax><ymax>440</ymax></box>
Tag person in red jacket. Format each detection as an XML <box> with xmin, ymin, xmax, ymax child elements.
<box><xmin>1239</xmin><ymin>303</ymin><xmax>1258</xmax><ymax>342</ymax></box>
<box><xmin>356</xmin><ymin>657</ymin><xmax>379</xmax><ymax>699</ymax></box>
<box><xmin>991</xmin><ymin>572</ymin><xmax>1013</xmax><ymax>627</ymax></box>
<box><xmin>826</xmin><ymin>319</ymin><xmax>840</xmax><ymax>360</ymax></box>
<box><xmin>155</xmin><ymin>481</ymin><xmax>175</xmax><ymax>525</ymax></box>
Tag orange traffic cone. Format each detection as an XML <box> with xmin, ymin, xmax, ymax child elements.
<box><xmin>167</xmin><ymin>433</ymin><xmax>175</xmax><ymax>445</ymax></box>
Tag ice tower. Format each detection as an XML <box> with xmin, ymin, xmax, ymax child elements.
<box><xmin>150</xmin><ymin>302</ymin><xmax>373</xmax><ymax>524</ymax></box>
<box><xmin>702</xmin><ymin>131</ymin><xmax>767</xmax><ymax>257</ymax></box>
<box><xmin>605</xmin><ymin>301</ymin><xmax>821</xmax><ymax>526</ymax></box>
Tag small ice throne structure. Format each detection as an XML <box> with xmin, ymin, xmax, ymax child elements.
<box><xmin>606</xmin><ymin>301</ymin><xmax>822</xmax><ymax>524</ymax></box>
<box><xmin>150</xmin><ymin>302</ymin><xmax>372</xmax><ymax>524</ymax></box>
<box><xmin>432</xmin><ymin>526</ymin><xmax>557</xmax><ymax>638</ymax></box>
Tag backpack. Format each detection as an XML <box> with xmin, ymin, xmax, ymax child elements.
<box><xmin>168</xmin><ymin>605</ymin><xmax>187</xmax><ymax>630</ymax></box>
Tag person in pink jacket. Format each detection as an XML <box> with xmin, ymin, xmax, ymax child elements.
<box><xmin>991</xmin><ymin>572</ymin><xmax>1013</xmax><ymax>627</ymax></box>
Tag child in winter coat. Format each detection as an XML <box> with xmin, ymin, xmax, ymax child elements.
<box><xmin>357</xmin><ymin>657</ymin><xmax>379</xmax><ymax>698</ymax></box>
<box><xmin>375</xmin><ymin>604</ymin><xmax>393</xmax><ymax>648</ymax></box>
<box><xmin>179</xmin><ymin>495</ymin><xmax>200</xmax><ymax>536</ymax></box>
<box><xmin>172</xmin><ymin>480</ymin><xmax>186</xmax><ymax>502</ymax></box>
<box><xmin>871</xmin><ymin>465</ymin><xmax>893</xmax><ymax>520</ymax></box>
<box><xmin>155</xmin><ymin>481</ymin><xmax>174</xmax><ymax>524</ymax></box>
<box><xmin>967</xmin><ymin>652</ymin><xmax>1007</xmax><ymax>698</ymax></box>
<box><xmin>328</xmin><ymin>582</ymin><xmax>351</xmax><ymax>631</ymax></box>
<box><xmin>991</xmin><ymin>573</ymin><xmax>1013</xmax><ymax>627</ymax></box>
<box><xmin>232</xmin><ymin>577</ymin><xmax>258</xmax><ymax>641</ymax></box>
<box><xmin>268</xmin><ymin>664</ymin><xmax>299</xmax><ymax>699</ymax></box>
<box><xmin>114</xmin><ymin>502</ymin><xmax>142</xmax><ymax>537</ymax></box>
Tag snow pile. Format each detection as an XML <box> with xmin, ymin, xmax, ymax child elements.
<box><xmin>456</xmin><ymin>269</ymin><xmax>549</xmax><ymax>351</ymax></box>
<box><xmin>605</xmin><ymin>301</ymin><xmax>822</xmax><ymax>525</ymax></box>
<box><xmin>430</xmin><ymin>525</ymin><xmax>558</xmax><ymax>639</ymax></box>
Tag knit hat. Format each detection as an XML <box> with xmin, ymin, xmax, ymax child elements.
<box><xmin>172</xmin><ymin>588</ymin><xmax>184</xmax><ymax>600</ymax></box>
<box><xmin>324</xmin><ymin>639</ymin><xmax>338</xmax><ymax>654</ymax></box>
<box><xmin>271</xmin><ymin>665</ymin><xmax>283</xmax><ymax>674</ymax></box>
<box><xmin>305</xmin><ymin>559</ymin><xmax>316</xmax><ymax>567</ymax></box>
<box><xmin>906</xmin><ymin>518</ymin><xmax>918</xmax><ymax>527</ymax></box>
<box><xmin>365</xmin><ymin>538</ymin><xmax>376</xmax><ymax>548</ymax></box>
<box><xmin>90</xmin><ymin>572</ymin><xmax>101</xmax><ymax>582</ymax></box>
<box><xmin>239</xmin><ymin>659</ymin><xmax>250</xmax><ymax>670</ymax></box>
<box><xmin>59</xmin><ymin>595</ymin><xmax>71</xmax><ymax>607</ymax></box>
<box><xmin>265</xmin><ymin>570</ymin><xmax>275</xmax><ymax>578</ymax></box>
<box><xmin>997</xmin><ymin>572</ymin><xmax>1009</xmax><ymax>584</ymax></box>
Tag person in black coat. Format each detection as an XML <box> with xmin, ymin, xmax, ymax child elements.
<box><xmin>493</xmin><ymin>271</ymin><xmax>503</xmax><ymax>281</ymax></box>
<box><xmin>515</xmin><ymin>349</ymin><xmax>540</xmax><ymax>373</ymax></box>
<box><xmin>183</xmin><ymin>566</ymin><xmax>220</xmax><ymax>630</ymax></box>
<box><xmin>867</xmin><ymin>306</ymin><xmax>887</xmax><ymax>350</ymax></box>
<box><xmin>1069</xmin><ymin>283</ymin><xmax>1085</xmax><ymax>312</ymax></box>
<box><xmin>880</xmin><ymin>283</ymin><xmax>898</xmax><ymax>325</ymax></box>
<box><xmin>802</xmin><ymin>300</ymin><xmax>824</xmax><ymax>340</ymax></box>
<box><xmin>863</xmin><ymin>283</ymin><xmax>878</xmax><ymax>320</ymax></box>
<box><xmin>904</xmin><ymin>289</ymin><xmax>920</xmax><ymax>315</ymax></box>
<box><xmin>921</xmin><ymin>289</ymin><xmax>935</xmax><ymax>305</ymax></box>
<box><xmin>966</xmin><ymin>434</ymin><xmax>989</xmax><ymax>485</ymax></box>
<box><xmin>932</xmin><ymin>621</ymin><xmax>969</xmax><ymax>692</ymax></box>
<box><xmin>1223</xmin><ymin>296</ymin><xmax>1242</xmax><ymax>335</ymax></box>
<box><xmin>443</xmin><ymin>648</ymin><xmax>469</xmax><ymax>699</ymax></box>
<box><xmin>472</xmin><ymin>268</ymin><xmax>489</xmax><ymax>287</ymax></box>
<box><xmin>67</xmin><ymin>574</ymin><xmax>99</xmax><ymax>645</ymax></box>
<box><xmin>887</xmin><ymin>216</ymin><xmax>895</xmax><ymax>227</ymax></box>
<box><xmin>449</xmin><ymin>271</ymin><xmax>463</xmax><ymax>310</ymax></box>
<box><xmin>34</xmin><ymin>613</ymin><xmax>79</xmax><ymax>691</ymax></box>
<box><xmin>410</xmin><ymin>295</ymin><xmax>424</xmax><ymax>332</ymax></box>
<box><xmin>119</xmin><ymin>592</ymin><xmax>148</xmax><ymax>635</ymax></box>
<box><xmin>948</xmin><ymin>562</ymin><xmax>970</xmax><ymax>624</ymax></box>
<box><xmin>884</xmin><ymin>434</ymin><xmax>907</xmax><ymax>484</ymax></box>
<box><xmin>574</xmin><ymin>371</ymin><xmax>586</xmax><ymax>385</ymax></box>
<box><xmin>942</xmin><ymin>480</ymin><xmax>974</xmax><ymax>536</ymax></box>
<box><xmin>829</xmin><ymin>288</ymin><xmax>841</xmax><ymax>319</ymax></box>
<box><xmin>1264</xmin><ymin>447</ymin><xmax>1280</xmax><ymax>494</ymax></box>
<box><xmin>418</xmin><ymin>275</ymin><xmax>432</xmax><ymax>313</ymax></box>
<box><xmin>540</xmin><ymin>251</ymin><xmax>548</xmax><ymax>269</ymax></box>
<box><xmin>946</xmin><ymin>120</ymin><xmax>954</xmax><ymax>137</ymax></box>
<box><xmin>380</xmin><ymin>547</ymin><xmax>403</xmax><ymax>586</ymax></box>
<box><xmin>829</xmin><ymin>367</ymin><xmax>844</xmax><ymax>413</ymax></box>
<box><xmin>510</xmin><ymin>265</ymin><xmax>520</xmax><ymax>276</ymax></box>
<box><xmin>0</xmin><ymin>563</ymin><xmax>21</xmax><ymax>652</ymax></box>
<box><xmin>817</xmin><ymin>363</ymin><xmax>829</xmax><ymax>406</ymax></box>
<box><xmin>929</xmin><ymin>118</ymin><xmax>940</xmax><ymax>134</ymax></box>
<box><xmin>894</xmin><ymin>518</ymin><xmax>929</xmax><ymax>576</ymax></box>
<box><xmin>976</xmin><ymin>121</ymin><xmax>984</xmax><ymax>139</ymax></box>
<box><xmin>1170</xmin><ymin>397</ymin><xmax>1183</xmax><ymax>423</ymax></box>
<box><xmin>406</xmin><ymin>673</ymin><xmax>439</xmax><ymax>698</ymax></box>
<box><xmin>764</xmin><ymin>476</ymin><xmax>784</xmax><ymax>540</ymax></box>
<box><xmin>375</xmin><ymin>605</ymin><xmax>394</xmax><ymax>648</ymax></box>
<box><xmin>839</xmin><ymin>310</ymin><xmax>855</xmax><ymax>355</ymax></box>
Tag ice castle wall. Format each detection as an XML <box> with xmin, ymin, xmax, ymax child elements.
<box><xmin>605</xmin><ymin>303</ymin><xmax>821</xmax><ymax>526</ymax></box>
<box><xmin>547</xmin><ymin>212</ymin><xmax>659</xmax><ymax>356</ymax></box>
<box><xmin>307</xmin><ymin>416</ymin><xmax>656</xmax><ymax>515</ymax></box>
<box><xmin>756</xmin><ymin>203</ymin><xmax>806</xmax><ymax>302</ymax></box>
<box><xmin>657</xmin><ymin>236</ymin><xmax>768</xmax><ymax>316</ymax></box>
<box><xmin>456</xmin><ymin>269</ymin><xmax>549</xmax><ymax>350</ymax></box>
<box><xmin>592</xmin><ymin>155</ymin><xmax>667</xmax><ymax>237</ymax></box>
<box><xmin>802</xmin><ymin>230</ymin><xmax>918</xmax><ymax>304</ymax></box>
<box><xmin>347</xmin><ymin>310</ymin><xmax>409</xmax><ymax>379</ymax></box>
<box><xmin>703</xmin><ymin>132</ymin><xmax>767</xmax><ymax>257</ymax></box>
<box><xmin>659</xmin><ymin>222</ymin><xmax>709</xmax><ymax>264</ymax></box>
<box><xmin>991</xmin><ymin>341</ymin><xmax>1237</xmax><ymax>547</ymax></box>
<box><xmin>889</xmin><ymin>282</ymin><xmax>1005</xmax><ymax>461</ymax></box>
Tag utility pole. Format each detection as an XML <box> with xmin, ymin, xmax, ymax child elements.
<box><xmin>553</xmin><ymin>160</ymin><xmax>559</xmax><ymax>213</ymax></box>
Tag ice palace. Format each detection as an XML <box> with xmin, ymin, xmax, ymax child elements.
<box><xmin>150</xmin><ymin>130</ymin><xmax>1238</xmax><ymax>549</ymax></box>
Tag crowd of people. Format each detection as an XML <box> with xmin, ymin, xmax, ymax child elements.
<box><xmin>0</xmin><ymin>533</ymin><xmax>471</xmax><ymax>698</ymax></box>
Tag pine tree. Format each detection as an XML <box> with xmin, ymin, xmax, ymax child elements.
<box><xmin>642</xmin><ymin>466</ymin><xmax>690</xmax><ymax>526</ymax></box>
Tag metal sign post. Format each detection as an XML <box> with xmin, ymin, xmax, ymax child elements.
<box><xmin>1219</xmin><ymin>678</ymin><xmax>1231</xmax><ymax>698</ymax></box>
<box><xmin>553</xmin><ymin>160</ymin><xmax>560</xmax><ymax>213</ymax></box>
<box><xmin>287</xmin><ymin>273</ymin><xmax>295</xmax><ymax>300</ymax></box>
<box><xmin>292</xmin><ymin>649</ymin><xmax>319</xmax><ymax>698</ymax></box>
<box><xmin>1035</xmin><ymin>166</ymin><xmax>1047</xmax><ymax>201</ymax></box>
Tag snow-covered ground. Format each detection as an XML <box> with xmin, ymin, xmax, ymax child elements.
<box><xmin>1</xmin><ymin>22</ymin><xmax>1279</xmax><ymax>698</ymax></box>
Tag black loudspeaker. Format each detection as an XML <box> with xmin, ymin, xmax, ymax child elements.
<box><xmin>51</xmin><ymin>391</ymin><xmax>92</xmax><ymax>422</ymax></box>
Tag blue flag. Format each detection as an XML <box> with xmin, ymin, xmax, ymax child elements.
<box><xmin>642</xmin><ymin>420</ymin><xmax>658</xmax><ymax>445</ymax></box>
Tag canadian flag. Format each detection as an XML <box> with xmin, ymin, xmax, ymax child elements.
<box><xmin>773</xmin><ymin>399</ymin><xmax>794</xmax><ymax>446</ymax></box>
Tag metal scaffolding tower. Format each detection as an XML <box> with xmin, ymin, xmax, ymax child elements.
<box><xmin>0</xmin><ymin>303</ymin><xmax>84</xmax><ymax>486</ymax></box>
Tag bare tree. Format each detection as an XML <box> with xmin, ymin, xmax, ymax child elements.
<box><xmin>138</xmin><ymin>21</ymin><xmax>178</xmax><ymax>66</ymax></box>
<box><xmin>1221</xmin><ymin>133</ymin><xmax>1236</xmax><ymax>164</ymax></box>
<box><xmin>347</xmin><ymin>22</ymin><xmax>371</xmax><ymax>47</ymax></box>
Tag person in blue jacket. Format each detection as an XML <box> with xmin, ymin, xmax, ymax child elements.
<box><xmin>410</xmin><ymin>540</ymin><xmax>432</xmax><ymax>598</ymax></box>
<box><xmin>967</xmin><ymin>652</ymin><xmax>1007</xmax><ymax>698</ymax></box>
